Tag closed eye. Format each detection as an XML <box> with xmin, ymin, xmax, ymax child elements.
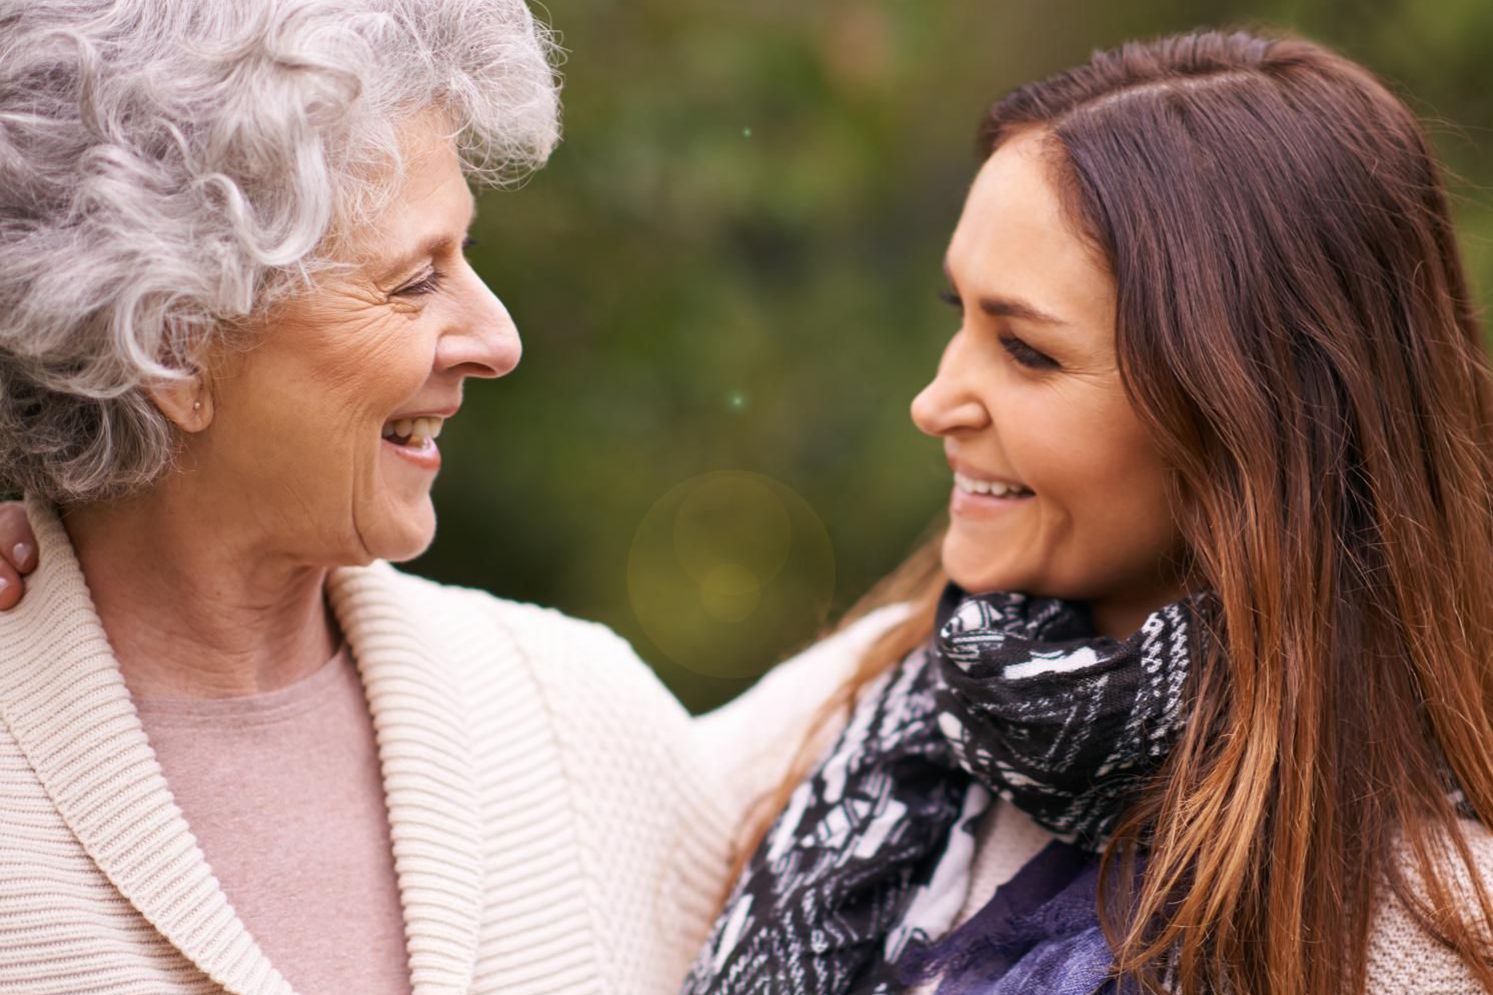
<box><xmin>999</xmin><ymin>334</ymin><xmax>1059</xmax><ymax>371</ymax></box>
<box><xmin>394</xmin><ymin>269</ymin><xmax>443</xmax><ymax>297</ymax></box>
<box><xmin>392</xmin><ymin>236</ymin><xmax>478</xmax><ymax>298</ymax></box>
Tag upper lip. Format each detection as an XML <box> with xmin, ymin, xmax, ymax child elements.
<box><xmin>386</xmin><ymin>406</ymin><xmax>460</xmax><ymax>422</ymax></box>
<box><xmin>947</xmin><ymin>456</ymin><xmax>1029</xmax><ymax>491</ymax></box>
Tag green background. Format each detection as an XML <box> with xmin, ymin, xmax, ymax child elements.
<box><xmin>413</xmin><ymin>0</ymin><xmax>1493</xmax><ymax>713</ymax></box>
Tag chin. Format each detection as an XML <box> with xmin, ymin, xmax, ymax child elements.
<box><xmin>379</xmin><ymin>532</ymin><xmax>435</xmax><ymax>564</ymax></box>
<box><xmin>942</xmin><ymin>540</ymin><xmax>1011</xmax><ymax>595</ymax></box>
<box><xmin>359</xmin><ymin>500</ymin><xmax>437</xmax><ymax>563</ymax></box>
<box><xmin>940</xmin><ymin>540</ymin><xmax>1060</xmax><ymax>600</ymax></box>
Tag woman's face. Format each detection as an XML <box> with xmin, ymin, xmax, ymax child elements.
<box><xmin>188</xmin><ymin>113</ymin><xmax>518</xmax><ymax>566</ymax></box>
<box><xmin>911</xmin><ymin>129</ymin><xmax>1184</xmax><ymax>636</ymax></box>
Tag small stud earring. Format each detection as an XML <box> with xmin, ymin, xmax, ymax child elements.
<box><xmin>193</xmin><ymin>401</ymin><xmax>201</xmax><ymax>410</ymax></box>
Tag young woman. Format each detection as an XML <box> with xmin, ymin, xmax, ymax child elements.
<box><xmin>682</xmin><ymin>28</ymin><xmax>1493</xmax><ymax>995</ymax></box>
<box><xmin>1</xmin><ymin>24</ymin><xmax>1491</xmax><ymax>995</ymax></box>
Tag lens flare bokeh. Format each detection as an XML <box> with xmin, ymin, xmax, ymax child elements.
<box><xmin>628</xmin><ymin>471</ymin><xmax>835</xmax><ymax>680</ymax></box>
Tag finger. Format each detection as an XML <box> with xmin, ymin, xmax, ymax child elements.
<box><xmin>0</xmin><ymin>503</ymin><xmax>37</xmax><ymax>574</ymax></box>
<box><xmin>0</xmin><ymin>559</ymin><xmax>20</xmax><ymax>611</ymax></box>
<box><xmin>10</xmin><ymin>539</ymin><xmax>36</xmax><ymax>574</ymax></box>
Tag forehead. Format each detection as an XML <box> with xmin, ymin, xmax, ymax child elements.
<box><xmin>946</xmin><ymin>130</ymin><xmax>1113</xmax><ymax>323</ymax></box>
<box><xmin>342</xmin><ymin>116</ymin><xmax>475</xmax><ymax>266</ymax></box>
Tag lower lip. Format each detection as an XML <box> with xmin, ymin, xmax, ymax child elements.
<box><xmin>950</xmin><ymin>486</ymin><xmax>1034</xmax><ymax>518</ymax></box>
<box><xmin>382</xmin><ymin>436</ymin><xmax>441</xmax><ymax>471</ymax></box>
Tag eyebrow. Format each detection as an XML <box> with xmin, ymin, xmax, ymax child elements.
<box><xmin>378</xmin><ymin>233</ymin><xmax>458</xmax><ymax>285</ymax></box>
<box><xmin>942</xmin><ymin>261</ymin><xmax>1068</xmax><ymax>327</ymax></box>
<box><xmin>373</xmin><ymin>191</ymin><xmax>479</xmax><ymax>285</ymax></box>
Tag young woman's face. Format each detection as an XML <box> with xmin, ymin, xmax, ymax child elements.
<box><xmin>911</xmin><ymin>129</ymin><xmax>1185</xmax><ymax>636</ymax></box>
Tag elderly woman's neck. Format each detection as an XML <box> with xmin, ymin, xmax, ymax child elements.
<box><xmin>63</xmin><ymin>493</ymin><xmax>341</xmax><ymax>699</ymax></box>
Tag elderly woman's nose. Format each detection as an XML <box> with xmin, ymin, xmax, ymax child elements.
<box><xmin>438</xmin><ymin>282</ymin><xmax>522</xmax><ymax>379</ymax></box>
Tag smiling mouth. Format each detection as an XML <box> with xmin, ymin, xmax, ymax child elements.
<box><xmin>953</xmin><ymin>471</ymin><xmax>1034</xmax><ymax>498</ymax></box>
<box><xmin>381</xmin><ymin>416</ymin><xmax>445</xmax><ymax>448</ymax></box>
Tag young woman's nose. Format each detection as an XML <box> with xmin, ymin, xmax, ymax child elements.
<box><xmin>910</xmin><ymin>336</ymin><xmax>990</xmax><ymax>437</ymax></box>
<box><xmin>436</xmin><ymin>271</ymin><xmax>522</xmax><ymax>379</ymax></box>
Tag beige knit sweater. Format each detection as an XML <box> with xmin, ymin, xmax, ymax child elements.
<box><xmin>0</xmin><ymin>499</ymin><xmax>737</xmax><ymax>995</ymax></box>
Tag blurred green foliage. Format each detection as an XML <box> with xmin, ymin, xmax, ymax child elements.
<box><xmin>412</xmin><ymin>0</ymin><xmax>1493</xmax><ymax>713</ymax></box>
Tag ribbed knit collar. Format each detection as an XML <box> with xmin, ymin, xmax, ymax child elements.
<box><xmin>0</xmin><ymin>497</ymin><xmax>484</xmax><ymax>994</ymax></box>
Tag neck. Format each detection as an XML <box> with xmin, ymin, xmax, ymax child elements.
<box><xmin>63</xmin><ymin>485</ymin><xmax>339</xmax><ymax>699</ymax></box>
<box><xmin>1089</xmin><ymin>601</ymin><xmax>1150</xmax><ymax>641</ymax></box>
<box><xmin>1089</xmin><ymin>584</ymin><xmax>1189</xmax><ymax>640</ymax></box>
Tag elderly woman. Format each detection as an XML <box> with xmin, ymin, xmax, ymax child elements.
<box><xmin>0</xmin><ymin>2</ymin><xmax>740</xmax><ymax>992</ymax></box>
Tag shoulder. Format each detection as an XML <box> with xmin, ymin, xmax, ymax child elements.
<box><xmin>1367</xmin><ymin>818</ymin><xmax>1493</xmax><ymax>993</ymax></box>
<box><xmin>356</xmin><ymin>560</ymin><xmax>613</xmax><ymax>646</ymax></box>
<box><xmin>351</xmin><ymin>561</ymin><xmax>682</xmax><ymax>717</ymax></box>
<box><xmin>348</xmin><ymin>563</ymin><xmax>715</xmax><ymax>818</ymax></box>
<box><xmin>343</xmin><ymin>562</ymin><xmax>736</xmax><ymax>966</ymax></box>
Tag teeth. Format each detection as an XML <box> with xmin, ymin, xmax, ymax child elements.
<box><xmin>954</xmin><ymin>471</ymin><xmax>1031</xmax><ymax>498</ymax></box>
<box><xmin>381</xmin><ymin>415</ymin><xmax>446</xmax><ymax>444</ymax></box>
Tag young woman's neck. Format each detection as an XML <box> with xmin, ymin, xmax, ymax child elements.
<box><xmin>1088</xmin><ymin>584</ymin><xmax>1189</xmax><ymax>640</ymax></box>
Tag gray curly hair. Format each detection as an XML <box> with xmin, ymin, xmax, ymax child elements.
<box><xmin>0</xmin><ymin>0</ymin><xmax>560</xmax><ymax>503</ymax></box>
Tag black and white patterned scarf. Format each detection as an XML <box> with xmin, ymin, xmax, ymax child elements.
<box><xmin>682</xmin><ymin>584</ymin><xmax>1200</xmax><ymax>995</ymax></box>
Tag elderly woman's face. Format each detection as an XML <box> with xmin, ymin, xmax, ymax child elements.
<box><xmin>194</xmin><ymin>115</ymin><xmax>518</xmax><ymax>565</ymax></box>
<box><xmin>911</xmin><ymin>130</ymin><xmax>1184</xmax><ymax>633</ymax></box>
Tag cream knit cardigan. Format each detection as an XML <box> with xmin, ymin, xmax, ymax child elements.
<box><xmin>0</xmin><ymin>499</ymin><xmax>738</xmax><ymax>995</ymax></box>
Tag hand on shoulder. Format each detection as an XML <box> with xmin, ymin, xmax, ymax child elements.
<box><xmin>0</xmin><ymin>501</ymin><xmax>38</xmax><ymax>610</ymax></box>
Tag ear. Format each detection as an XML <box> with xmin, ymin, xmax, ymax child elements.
<box><xmin>147</xmin><ymin>374</ymin><xmax>213</xmax><ymax>433</ymax></box>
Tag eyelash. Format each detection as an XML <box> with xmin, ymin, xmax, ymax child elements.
<box><xmin>999</xmin><ymin>335</ymin><xmax>1059</xmax><ymax>371</ymax></box>
<box><xmin>938</xmin><ymin>288</ymin><xmax>1059</xmax><ymax>371</ymax></box>
<box><xmin>393</xmin><ymin>236</ymin><xmax>479</xmax><ymax>298</ymax></box>
<box><xmin>396</xmin><ymin>270</ymin><xmax>444</xmax><ymax>297</ymax></box>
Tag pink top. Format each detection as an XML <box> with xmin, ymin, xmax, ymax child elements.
<box><xmin>134</xmin><ymin>644</ymin><xmax>412</xmax><ymax>995</ymax></box>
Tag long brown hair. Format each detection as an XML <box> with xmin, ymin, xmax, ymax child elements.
<box><xmin>733</xmin><ymin>28</ymin><xmax>1493</xmax><ymax>994</ymax></box>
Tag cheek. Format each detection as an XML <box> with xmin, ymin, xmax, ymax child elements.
<box><xmin>962</xmin><ymin>381</ymin><xmax>1175</xmax><ymax>595</ymax></box>
<box><xmin>1035</xmin><ymin>402</ymin><xmax>1178</xmax><ymax>592</ymax></box>
<box><xmin>216</xmin><ymin>315</ymin><xmax>436</xmax><ymax>475</ymax></box>
<box><xmin>312</xmin><ymin>319</ymin><xmax>434</xmax><ymax>411</ymax></box>
<box><xmin>1064</xmin><ymin>447</ymin><xmax>1173</xmax><ymax>546</ymax></box>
